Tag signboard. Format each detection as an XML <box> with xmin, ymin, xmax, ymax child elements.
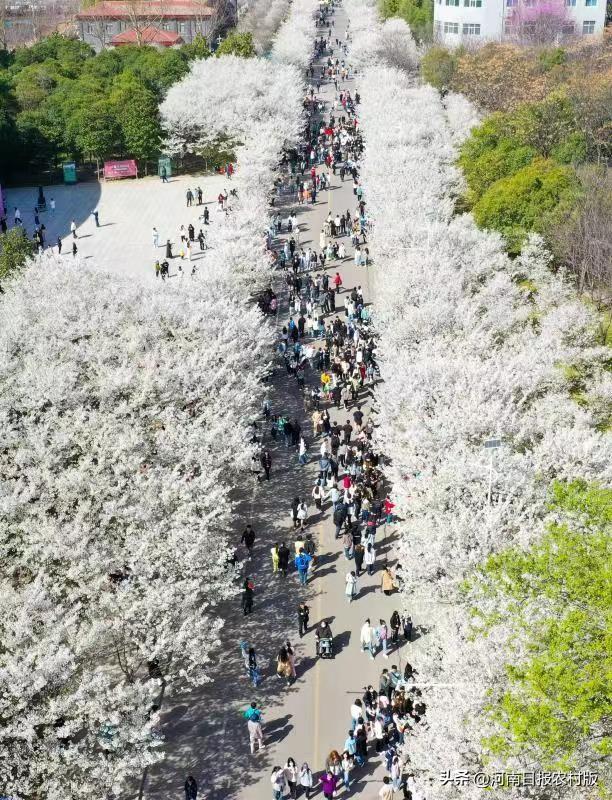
<box><xmin>158</xmin><ymin>156</ymin><xmax>172</xmax><ymax>178</ymax></box>
<box><xmin>104</xmin><ymin>159</ymin><xmax>138</xmax><ymax>180</ymax></box>
<box><xmin>63</xmin><ymin>162</ymin><xmax>77</xmax><ymax>184</ymax></box>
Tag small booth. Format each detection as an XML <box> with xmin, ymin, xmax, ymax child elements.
<box><xmin>63</xmin><ymin>162</ymin><xmax>77</xmax><ymax>184</ymax></box>
<box><xmin>158</xmin><ymin>156</ymin><xmax>172</xmax><ymax>179</ymax></box>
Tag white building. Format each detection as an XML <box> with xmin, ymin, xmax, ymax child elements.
<box><xmin>434</xmin><ymin>0</ymin><xmax>606</xmax><ymax>45</ymax></box>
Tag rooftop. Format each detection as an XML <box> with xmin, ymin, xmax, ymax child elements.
<box><xmin>110</xmin><ymin>24</ymin><xmax>185</xmax><ymax>43</ymax></box>
<box><xmin>77</xmin><ymin>1</ymin><xmax>213</xmax><ymax>19</ymax></box>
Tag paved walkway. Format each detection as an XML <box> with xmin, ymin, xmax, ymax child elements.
<box><xmin>3</xmin><ymin>172</ymin><xmax>229</xmax><ymax>280</ymax></box>
<box><xmin>142</xmin><ymin>6</ymin><xmax>422</xmax><ymax>799</ymax></box>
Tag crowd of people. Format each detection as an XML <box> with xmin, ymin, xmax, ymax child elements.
<box><xmin>182</xmin><ymin>3</ymin><xmax>428</xmax><ymax>800</ymax></box>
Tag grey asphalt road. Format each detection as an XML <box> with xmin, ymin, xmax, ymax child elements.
<box><xmin>141</xmin><ymin>6</ymin><xmax>422</xmax><ymax>799</ymax></box>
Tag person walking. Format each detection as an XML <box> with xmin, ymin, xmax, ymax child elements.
<box><xmin>295</xmin><ymin>548</ymin><xmax>312</xmax><ymax>585</ymax></box>
<box><xmin>72</xmin><ymin>241</ymin><xmax>78</xmax><ymax>258</ymax></box>
<box><xmin>377</xmin><ymin>619</ymin><xmax>389</xmax><ymax>658</ymax></box>
<box><xmin>378</xmin><ymin>776</ymin><xmax>394</xmax><ymax>800</ymax></box>
<box><xmin>341</xmin><ymin>752</ymin><xmax>354</xmax><ymax>789</ymax></box>
<box><xmin>278</xmin><ymin>542</ymin><xmax>290</xmax><ymax>577</ymax></box>
<box><xmin>271</xmin><ymin>543</ymin><xmax>280</xmax><ymax>575</ymax></box>
<box><xmin>271</xmin><ymin>766</ymin><xmax>287</xmax><ymax>799</ymax></box>
<box><xmin>184</xmin><ymin>775</ymin><xmax>198</xmax><ymax>799</ymax></box>
<box><xmin>244</xmin><ymin>702</ymin><xmax>265</xmax><ymax>754</ymax></box>
<box><xmin>276</xmin><ymin>645</ymin><xmax>293</xmax><ymax>684</ymax></box>
<box><xmin>241</xmin><ymin>524</ymin><xmax>256</xmax><ymax>560</ymax></box>
<box><xmin>298</xmin><ymin>436</ymin><xmax>308</xmax><ymax>466</ymax></box>
<box><xmin>242</xmin><ymin>577</ymin><xmax>254</xmax><ymax>615</ymax></box>
<box><xmin>312</xmin><ymin>482</ymin><xmax>325</xmax><ymax>512</ymax></box>
<box><xmin>285</xmin><ymin>758</ymin><xmax>299</xmax><ymax>799</ymax></box>
<box><xmin>261</xmin><ymin>449</ymin><xmax>272</xmax><ymax>479</ymax></box>
<box><xmin>319</xmin><ymin>772</ymin><xmax>337</xmax><ymax>800</ymax></box>
<box><xmin>355</xmin><ymin>725</ymin><xmax>368</xmax><ymax>766</ymax></box>
<box><xmin>70</xmin><ymin>219</ymin><xmax>77</xmax><ymax>238</ymax></box>
<box><xmin>381</xmin><ymin>565</ymin><xmax>395</xmax><ymax>596</ymax></box>
<box><xmin>390</xmin><ymin>610</ymin><xmax>401</xmax><ymax>645</ymax></box>
<box><xmin>345</xmin><ymin>570</ymin><xmax>357</xmax><ymax>602</ymax></box>
<box><xmin>298</xmin><ymin>602</ymin><xmax>310</xmax><ymax>637</ymax></box>
<box><xmin>299</xmin><ymin>763</ymin><xmax>314</xmax><ymax>799</ymax></box>
<box><xmin>92</xmin><ymin>210</ymin><xmax>99</xmax><ymax>227</ymax></box>
<box><xmin>152</xmin><ymin>227</ymin><xmax>160</xmax><ymax>247</ymax></box>
<box><xmin>360</xmin><ymin>618</ymin><xmax>375</xmax><ymax>659</ymax></box>
<box><xmin>247</xmin><ymin>646</ymin><xmax>260</xmax><ymax>687</ymax></box>
<box><xmin>354</xmin><ymin>541</ymin><xmax>365</xmax><ymax>575</ymax></box>
<box><xmin>379</xmin><ymin>668</ymin><xmax>392</xmax><ymax>702</ymax></box>
<box><xmin>365</xmin><ymin>542</ymin><xmax>376</xmax><ymax>575</ymax></box>
<box><xmin>296</xmin><ymin>500</ymin><xmax>308</xmax><ymax>529</ymax></box>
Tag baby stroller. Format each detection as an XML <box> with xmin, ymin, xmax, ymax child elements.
<box><xmin>317</xmin><ymin>637</ymin><xmax>333</xmax><ymax>659</ymax></box>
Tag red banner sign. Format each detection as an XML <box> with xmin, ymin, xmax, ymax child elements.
<box><xmin>104</xmin><ymin>160</ymin><xmax>138</xmax><ymax>179</ymax></box>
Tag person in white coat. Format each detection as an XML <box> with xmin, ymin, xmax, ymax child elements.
<box><xmin>360</xmin><ymin>618</ymin><xmax>375</xmax><ymax>659</ymax></box>
<box><xmin>299</xmin><ymin>763</ymin><xmax>314</xmax><ymax>799</ymax></box>
<box><xmin>296</xmin><ymin>501</ymin><xmax>308</xmax><ymax>529</ymax></box>
<box><xmin>271</xmin><ymin>766</ymin><xmax>288</xmax><ymax>799</ymax></box>
<box><xmin>345</xmin><ymin>570</ymin><xmax>357</xmax><ymax>602</ymax></box>
<box><xmin>364</xmin><ymin>543</ymin><xmax>376</xmax><ymax>575</ymax></box>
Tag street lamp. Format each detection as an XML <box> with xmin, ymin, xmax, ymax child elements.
<box><xmin>483</xmin><ymin>437</ymin><xmax>501</xmax><ymax>505</ymax></box>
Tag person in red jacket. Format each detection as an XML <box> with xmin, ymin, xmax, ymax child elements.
<box><xmin>383</xmin><ymin>496</ymin><xmax>395</xmax><ymax>524</ymax></box>
<box><xmin>333</xmin><ymin>272</ymin><xmax>343</xmax><ymax>294</ymax></box>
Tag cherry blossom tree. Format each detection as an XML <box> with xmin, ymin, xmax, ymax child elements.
<box><xmin>239</xmin><ymin>0</ymin><xmax>292</xmax><ymax>55</ymax></box>
<box><xmin>0</xmin><ymin>260</ymin><xmax>270</xmax><ymax>798</ymax></box>
<box><xmin>270</xmin><ymin>0</ymin><xmax>320</xmax><ymax>70</ymax></box>
<box><xmin>161</xmin><ymin>56</ymin><xmax>304</xmax><ymax>293</ymax></box>
<box><xmin>357</xmin><ymin>59</ymin><xmax>611</xmax><ymax>797</ymax></box>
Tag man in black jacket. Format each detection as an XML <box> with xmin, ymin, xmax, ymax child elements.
<box><xmin>241</xmin><ymin>525</ymin><xmax>256</xmax><ymax>560</ymax></box>
<box><xmin>278</xmin><ymin>542</ymin><xmax>290</xmax><ymax>577</ymax></box>
<box><xmin>298</xmin><ymin>602</ymin><xmax>310</xmax><ymax>637</ymax></box>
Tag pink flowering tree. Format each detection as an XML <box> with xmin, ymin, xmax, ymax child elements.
<box><xmin>506</xmin><ymin>0</ymin><xmax>574</xmax><ymax>43</ymax></box>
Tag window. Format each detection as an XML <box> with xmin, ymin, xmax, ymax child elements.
<box><xmin>564</xmin><ymin>0</ymin><xmax>576</xmax><ymax>6</ymax></box>
<box><xmin>85</xmin><ymin>22</ymin><xmax>95</xmax><ymax>33</ymax></box>
<box><xmin>524</xmin><ymin>0</ymin><xmax>535</xmax><ymax>6</ymax></box>
<box><xmin>161</xmin><ymin>20</ymin><xmax>172</xmax><ymax>29</ymax></box>
<box><xmin>462</xmin><ymin>22</ymin><xmax>481</xmax><ymax>33</ymax></box>
<box><xmin>523</xmin><ymin>21</ymin><xmax>536</xmax><ymax>32</ymax></box>
<box><xmin>178</xmin><ymin>21</ymin><xmax>188</xmax><ymax>33</ymax></box>
<box><xmin>585</xmin><ymin>0</ymin><xmax>597</xmax><ymax>6</ymax></box>
<box><xmin>104</xmin><ymin>22</ymin><xmax>113</xmax><ymax>32</ymax></box>
<box><xmin>562</xmin><ymin>22</ymin><xmax>575</xmax><ymax>32</ymax></box>
<box><xmin>464</xmin><ymin>0</ymin><xmax>483</xmax><ymax>7</ymax></box>
<box><xmin>445</xmin><ymin>0</ymin><xmax>460</xmax><ymax>6</ymax></box>
<box><xmin>506</xmin><ymin>0</ymin><xmax>517</xmax><ymax>7</ymax></box>
<box><xmin>443</xmin><ymin>21</ymin><xmax>459</xmax><ymax>32</ymax></box>
<box><xmin>582</xmin><ymin>18</ymin><xmax>595</xmax><ymax>31</ymax></box>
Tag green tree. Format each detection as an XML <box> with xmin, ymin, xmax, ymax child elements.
<box><xmin>215</xmin><ymin>31</ymin><xmax>255</xmax><ymax>58</ymax></box>
<box><xmin>380</xmin><ymin>0</ymin><xmax>434</xmax><ymax>40</ymax></box>
<box><xmin>0</xmin><ymin>228</ymin><xmax>35</xmax><ymax>284</ymax></box>
<box><xmin>468</xmin><ymin>480</ymin><xmax>612</xmax><ymax>777</ymax></box>
<box><xmin>69</xmin><ymin>101</ymin><xmax>122</xmax><ymax>170</ymax></box>
<box><xmin>181</xmin><ymin>34</ymin><xmax>212</xmax><ymax>61</ymax></box>
<box><xmin>512</xmin><ymin>92</ymin><xmax>578</xmax><ymax>158</ymax></box>
<box><xmin>110</xmin><ymin>74</ymin><xmax>161</xmax><ymax>166</ymax></box>
<box><xmin>420</xmin><ymin>46</ymin><xmax>458</xmax><ymax>90</ymax></box>
<box><xmin>471</xmin><ymin>158</ymin><xmax>580</xmax><ymax>253</ymax></box>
